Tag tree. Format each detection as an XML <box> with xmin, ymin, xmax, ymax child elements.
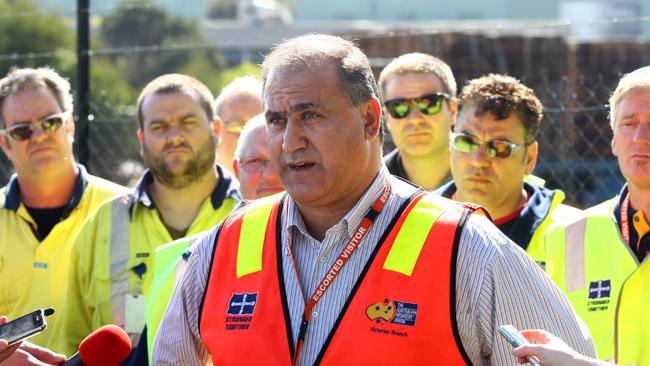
<box><xmin>100</xmin><ymin>0</ymin><xmax>225</xmax><ymax>89</ymax></box>
<box><xmin>207</xmin><ymin>0</ymin><xmax>238</xmax><ymax>20</ymax></box>
<box><xmin>0</xmin><ymin>0</ymin><xmax>74</xmax><ymax>75</ymax></box>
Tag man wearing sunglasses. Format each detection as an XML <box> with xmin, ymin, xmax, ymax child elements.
<box><xmin>544</xmin><ymin>67</ymin><xmax>650</xmax><ymax>365</ymax></box>
<box><xmin>215</xmin><ymin>76</ymin><xmax>263</xmax><ymax>174</ymax></box>
<box><xmin>51</xmin><ymin>74</ymin><xmax>242</xmax><ymax>357</ymax></box>
<box><xmin>0</xmin><ymin>67</ymin><xmax>127</xmax><ymax>350</ymax></box>
<box><xmin>436</xmin><ymin>74</ymin><xmax>579</xmax><ymax>266</ymax></box>
<box><xmin>379</xmin><ymin>53</ymin><xmax>456</xmax><ymax>190</ymax></box>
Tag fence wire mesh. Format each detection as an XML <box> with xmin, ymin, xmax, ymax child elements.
<box><xmin>0</xmin><ymin>28</ymin><xmax>637</xmax><ymax>209</ymax></box>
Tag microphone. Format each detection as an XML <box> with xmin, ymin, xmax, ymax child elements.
<box><xmin>62</xmin><ymin>324</ymin><xmax>132</xmax><ymax>366</ymax></box>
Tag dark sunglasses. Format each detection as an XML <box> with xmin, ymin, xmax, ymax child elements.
<box><xmin>383</xmin><ymin>92</ymin><xmax>450</xmax><ymax>119</ymax></box>
<box><xmin>0</xmin><ymin>113</ymin><xmax>67</xmax><ymax>141</ymax></box>
<box><xmin>450</xmin><ymin>131</ymin><xmax>526</xmax><ymax>159</ymax></box>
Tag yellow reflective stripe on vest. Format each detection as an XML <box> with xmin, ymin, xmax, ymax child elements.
<box><xmin>616</xmin><ymin>258</ymin><xmax>650</xmax><ymax>365</ymax></box>
<box><xmin>383</xmin><ymin>194</ymin><xmax>446</xmax><ymax>276</ymax></box>
<box><xmin>110</xmin><ymin>198</ymin><xmax>131</xmax><ymax>326</ymax></box>
<box><xmin>564</xmin><ymin>216</ymin><xmax>587</xmax><ymax>292</ymax></box>
<box><xmin>237</xmin><ymin>195</ymin><xmax>279</xmax><ymax>278</ymax></box>
<box><xmin>146</xmin><ymin>234</ymin><xmax>202</xmax><ymax>365</ymax></box>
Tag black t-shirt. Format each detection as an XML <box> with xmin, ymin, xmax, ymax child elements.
<box><xmin>25</xmin><ymin>205</ymin><xmax>66</xmax><ymax>240</ymax></box>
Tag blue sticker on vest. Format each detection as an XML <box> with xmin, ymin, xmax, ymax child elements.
<box><xmin>227</xmin><ymin>293</ymin><xmax>258</xmax><ymax>315</ymax></box>
<box><xmin>588</xmin><ymin>280</ymin><xmax>611</xmax><ymax>299</ymax></box>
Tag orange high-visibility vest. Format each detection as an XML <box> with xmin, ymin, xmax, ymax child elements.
<box><xmin>200</xmin><ymin>192</ymin><xmax>473</xmax><ymax>365</ymax></box>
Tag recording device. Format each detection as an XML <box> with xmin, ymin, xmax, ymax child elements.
<box><xmin>0</xmin><ymin>307</ymin><xmax>54</xmax><ymax>345</ymax></box>
<box><xmin>498</xmin><ymin>325</ymin><xmax>543</xmax><ymax>366</ymax></box>
<box><xmin>61</xmin><ymin>324</ymin><xmax>132</xmax><ymax>366</ymax></box>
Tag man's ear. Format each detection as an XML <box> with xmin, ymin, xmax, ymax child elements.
<box><xmin>526</xmin><ymin>141</ymin><xmax>539</xmax><ymax>174</ymax></box>
<box><xmin>212</xmin><ymin>116</ymin><xmax>223</xmax><ymax>143</ymax></box>
<box><xmin>363</xmin><ymin>98</ymin><xmax>382</xmax><ymax>141</ymax></box>
<box><xmin>611</xmin><ymin>137</ymin><xmax>618</xmax><ymax>157</ymax></box>
<box><xmin>448</xmin><ymin>98</ymin><xmax>458</xmax><ymax>127</ymax></box>
<box><xmin>66</xmin><ymin>112</ymin><xmax>75</xmax><ymax>143</ymax></box>
<box><xmin>0</xmin><ymin>135</ymin><xmax>11</xmax><ymax>159</ymax></box>
<box><xmin>233</xmin><ymin>159</ymin><xmax>240</xmax><ymax>178</ymax></box>
<box><xmin>137</xmin><ymin>129</ymin><xmax>144</xmax><ymax>145</ymax></box>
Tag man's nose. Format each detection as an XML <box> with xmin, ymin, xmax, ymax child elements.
<box><xmin>282</xmin><ymin>119</ymin><xmax>307</xmax><ymax>152</ymax></box>
<box><xmin>469</xmin><ymin>144</ymin><xmax>490</xmax><ymax>168</ymax></box>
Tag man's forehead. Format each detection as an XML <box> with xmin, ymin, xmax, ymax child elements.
<box><xmin>2</xmin><ymin>87</ymin><xmax>61</xmax><ymax>122</ymax></box>
<box><xmin>458</xmin><ymin>106</ymin><xmax>524</xmax><ymax>137</ymax></box>
<box><xmin>385</xmin><ymin>73</ymin><xmax>444</xmax><ymax>97</ymax></box>
<box><xmin>241</xmin><ymin>127</ymin><xmax>268</xmax><ymax>155</ymax></box>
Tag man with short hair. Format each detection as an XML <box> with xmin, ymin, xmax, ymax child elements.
<box><xmin>52</xmin><ymin>74</ymin><xmax>241</xmax><ymax>356</ymax></box>
<box><xmin>233</xmin><ymin>114</ymin><xmax>283</xmax><ymax>200</ymax></box>
<box><xmin>153</xmin><ymin>35</ymin><xmax>594</xmax><ymax>366</ymax></box>
<box><xmin>379</xmin><ymin>53</ymin><xmax>456</xmax><ymax>190</ymax></box>
<box><xmin>215</xmin><ymin>76</ymin><xmax>263</xmax><ymax>173</ymax></box>
<box><xmin>437</xmin><ymin>74</ymin><xmax>579</xmax><ymax>265</ymax></box>
<box><xmin>545</xmin><ymin>66</ymin><xmax>650</xmax><ymax>365</ymax></box>
<box><xmin>0</xmin><ymin>67</ymin><xmax>126</xmax><ymax>349</ymax></box>
<box><xmin>129</xmin><ymin>114</ymin><xmax>283</xmax><ymax>366</ymax></box>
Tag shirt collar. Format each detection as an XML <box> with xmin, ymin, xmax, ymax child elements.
<box><xmin>128</xmin><ymin>163</ymin><xmax>242</xmax><ymax>212</ymax></box>
<box><xmin>286</xmin><ymin>166</ymin><xmax>391</xmax><ymax>242</ymax></box>
<box><xmin>3</xmin><ymin>164</ymin><xmax>89</xmax><ymax>218</ymax></box>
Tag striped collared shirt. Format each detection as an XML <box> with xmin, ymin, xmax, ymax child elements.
<box><xmin>153</xmin><ymin>166</ymin><xmax>595</xmax><ymax>365</ymax></box>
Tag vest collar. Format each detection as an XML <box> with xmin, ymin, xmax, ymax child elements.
<box><xmin>129</xmin><ymin>163</ymin><xmax>242</xmax><ymax>212</ymax></box>
<box><xmin>3</xmin><ymin>164</ymin><xmax>89</xmax><ymax>220</ymax></box>
<box><xmin>434</xmin><ymin>180</ymin><xmax>559</xmax><ymax>250</ymax></box>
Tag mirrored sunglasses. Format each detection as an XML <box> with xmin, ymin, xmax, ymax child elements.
<box><xmin>450</xmin><ymin>131</ymin><xmax>526</xmax><ymax>159</ymax></box>
<box><xmin>0</xmin><ymin>113</ymin><xmax>67</xmax><ymax>141</ymax></box>
<box><xmin>383</xmin><ymin>92</ymin><xmax>450</xmax><ymax>119</ymax></box>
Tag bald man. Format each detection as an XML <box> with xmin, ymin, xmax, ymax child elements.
<box><xmin>233</xmin><ymin>114</ymin><xmax>283</xmax><ymax>200</ymax></box>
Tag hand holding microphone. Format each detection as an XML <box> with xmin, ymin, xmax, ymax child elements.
<box><xmin>62</xmin><ymin>325</ymin><xmax>131</xmax><ymax>366</ymax></box>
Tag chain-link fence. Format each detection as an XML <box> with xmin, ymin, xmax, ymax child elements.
<box><xmin>0</xmin><ymin>29</ymin><xmax>634</xmax><ymax>209</ymax></box>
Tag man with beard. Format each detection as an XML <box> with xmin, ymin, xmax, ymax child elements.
<box><xmin>51</xmin><ymin>74</ymin><xmax>241</xmax><ymax>356</ymax></box>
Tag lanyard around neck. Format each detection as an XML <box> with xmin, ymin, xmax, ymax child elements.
<box><xmin>621</xmin><ymin>193</ymin><xmax>631</xmax><ymax>245</ymax></box>
<box><xmin>289</xmin><ymin>183</ymin><xmax>391</xmax><ymax>366</ymax></box>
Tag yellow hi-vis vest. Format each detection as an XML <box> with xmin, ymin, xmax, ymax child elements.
<box><xmin>545</xmin><ymin>198</ymin><xmax>649</xmax><ymax>365</ymax></box>
<box><xmin>526</xmin><ymin>189</ymin><xmax>581</xmax><ymax>265</ymax></box>
<box><xmin>145</xmin><ymin>233</ymin><xmax>204</xmax><ymax>364</ymax></box>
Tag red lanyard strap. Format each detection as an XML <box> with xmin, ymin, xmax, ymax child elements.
<box><xmin>621</xmin><ymin>193</ymin><xmax>630</xmax><ymax>245</ymax></box>
<box><xmin>292</xmin><ymin>183</ymin><xmax>391</xmax><ymax>365</ymax></box>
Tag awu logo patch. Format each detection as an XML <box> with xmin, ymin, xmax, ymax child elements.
<box><xmin>226</xmin><ymin>293</ymin><xmax>258</xmax><ymax>315</ymax></box>
<box><xmin>366</xmin><ymin>299</ymin><xmax>418</xmax><ymax>326</ymax></box>
<box><xmin>588</xmin><ymin>280</ymin><xmax>611</xmax><ymax>299</ymax></box>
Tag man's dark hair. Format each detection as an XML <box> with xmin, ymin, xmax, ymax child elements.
<box><xmin>261</xmin><ymin>34</ymin><xmax>384</xmax><ymax>143</ymax></box>
<box><xmin>458</xmin><ymin>74</ymin><xmax>543</xmax><ymax>144</ymax></box>
<box><xmin>136</xmin><ymin>73</ymin><xmax>216</xmax><ymax>129</ymax></box>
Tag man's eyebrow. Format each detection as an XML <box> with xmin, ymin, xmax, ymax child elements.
<box><xmin>291</xmin><ymin>102</ymin><xmax>320</xmax><ymax>112</ymax></box>
<box><xmin>265</xmin><ymin>101</ymin><xmax>323</xmax><ymax>119</ymax></box>
<box><xmin>619</xmin><ymin>112</ymin><xmax>638</xmax><ymax>120</ymax></box>
<box><xmin>179</xmin><ymin>113</ymin><xmax>200</xmax><ymax>121</ymax></box>
<box><xmin>11</xmin><ymin>111</ymin><xmax>60</xmax><ymax>126</ymax></box>
<box><xmin>265</xmin><ymin>110</ymin><xmax>284</xmax><ymax>120</ymax></box>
